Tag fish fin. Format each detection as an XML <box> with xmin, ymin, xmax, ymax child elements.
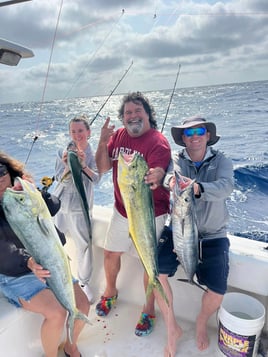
<box><xmin>67</xmin><ymin>309</ymin><xmax>92</xmax><ymax>344</ymax></box>
<box><xmin>177</xmin><ymin>278</ymin><xmax>207</xmax><ymax>292</ymax></box>
<box><xmin>146</xmin><ymin>277</ymin><xmax>169</xmax><ymax>307</ymax></box>
<box><xmin>37</xmin><ymin>216</ymin><xmax>53</xmax><ymax>236</ymax></box>
<box><xmin>66</xmin><ymin>313</ymin><xmax>75</xmax><ymax>344</ymax></box>
<box><xmin>181</xmin><ymin>218</ymin><xmax>185</xmax><ymax>236</ymax></box>
<box><xmin>82</xmin><ymin>169</ymin><xmax>93</xmax><ymax>181</ymax></box>
<box><xmin>75</xmin><ymin>310</ymin><xmax>92</xmax><ymax>326</ymax></box>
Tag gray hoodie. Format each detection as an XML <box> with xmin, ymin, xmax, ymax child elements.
<box><xmin>163</xmin><ymin>147</ymin><xmax>234</xmax><ymax>239</ymax></box>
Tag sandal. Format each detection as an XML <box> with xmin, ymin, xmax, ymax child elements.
<box><xmin>135</xmin><ymin>312</ymin><xmax>156</xmax><ymax>337</ymax></box>
<box><xmin>95</xmin><ymin>294</ymin><xmax>118</xmax><ymax>317</ymax></box>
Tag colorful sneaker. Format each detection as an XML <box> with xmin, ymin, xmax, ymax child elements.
<box><xmin>95</xmin><ymin>295</ymin><xmax>118</xmax><ymax>317</ymax></box>
<box><xmin>135</xmin><ymin>312</ymin><xmax>156</xmax><ymax>336</ymax></box>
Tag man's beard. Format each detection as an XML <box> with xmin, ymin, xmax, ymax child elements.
<box><xmin>125</xmin><ymin>119</ymin><xmax>143</xmax><ymax>135</ymax></box>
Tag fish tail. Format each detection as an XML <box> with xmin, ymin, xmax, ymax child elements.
<box><xmin>146</xmin><ymin>277</ymin><xmax>169</xmax><ymax>307</ymax></box>
<box><xmin>75</xmin><ymin>310</ymin><xmax>92</xmax><ymax>325</ymax></box>
<box><xmin>67</xmin><ymin>310</ymin><xmax>92</xmax><ymax>344</ymax></box>
<box><xmin>67</xmin><ymin>314</ymin><xmax>75</xmax><ymax>345</ymax></box>
<box><xmin>177</xmin><ymin>278</ymin><xmax>208</xmax><ymax>292</ymax></box>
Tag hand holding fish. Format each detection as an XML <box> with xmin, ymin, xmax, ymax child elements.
<box><xmin>27</xmin><ymin>256</ymin><xmax>51</xmax><ymax>283</ymax></box>
<box><xmin>169</xmin><ymin>174</ymin><xmax>200</xmax><ymax>195</ymax></box>
<box><xmin>144</xmin><ymin>167</ymin><xmax>165</xmax><ymax>190</ymax></box>
<box><xmin>75</xmin><ymin>149</ymin><xmax>86</xmax><ymax>168</ymax></box>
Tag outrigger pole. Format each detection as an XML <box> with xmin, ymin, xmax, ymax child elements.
<box><xmin>161</xmin><ymin>64</ymin><xmax>181</xmax><ymax>133</ymax></box>
<box><xmin>90</xmin><ymin>60</ymin><xmax>134</xmax><ymax>126</ymax></box>
<box><xmin>0</xmin><ymin>0</ymin><xmax>31</xmax><ymax>6</ymax></box>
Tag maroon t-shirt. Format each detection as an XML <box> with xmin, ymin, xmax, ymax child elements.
<box><xmin>108</xmin><ymin>128</ymin><xmax>171</xmax><ymax>218</ymax></box>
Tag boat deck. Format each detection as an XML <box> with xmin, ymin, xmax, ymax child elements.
<box><xmin>0</xmin><ymin>205</ymin><xmax>267</xmax><ymax>356</ymax></box>
<box><xmin>62</xmin><ymin>242</ymin><xmax>221</xmax><ymax>357</ymax></box>
<box><xmin>57</xmin><ymin>300</ymin><xmax>219</xmax><ymax>357</ymax></box>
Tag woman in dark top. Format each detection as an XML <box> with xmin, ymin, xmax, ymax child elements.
<box><xmin>0</xmin><ymin>151</ymin><xmax>89</xmax><ymax>357</ymax></box>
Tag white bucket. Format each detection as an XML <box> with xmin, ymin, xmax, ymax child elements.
<box><xmin>218</xmin><ymin>292</ymin><xmax>265</xmax><ymax>357</ymax></box>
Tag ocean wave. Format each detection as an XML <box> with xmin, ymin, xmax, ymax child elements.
<box><xmin>234</xmin><ymin>164</ymin><xmax>268</xmax><ymax>193</ymax></box>
<box><xmin>233</xmin><ymin>231</ymin><xmax>268</xmax><ymax>243</ymax></box>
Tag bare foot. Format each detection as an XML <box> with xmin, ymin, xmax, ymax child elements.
<box><xmin>164</xmin><ymin>325</ymin><xmax>183</xmax><ymax>357</ymax></box>
<box><xmin>196</xmin><ymin>315</ymin><xmax>209</xmax><ymax>351</ymax></box>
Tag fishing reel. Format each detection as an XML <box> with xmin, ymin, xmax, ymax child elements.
<box><xmin>41</xmin><ymin>176</ymin><xmax>55</xmax><ymax>192</ymax></box>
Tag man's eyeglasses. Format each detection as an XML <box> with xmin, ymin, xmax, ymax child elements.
<box><xmin>183</xmin><ymin>127</ymin><xmax>207</xmax><ymax>137</ymax></box>
<box><xmin>0</xmin><ymin>164</ymin><xmax>8</xmax><ymax>178</ymax></box>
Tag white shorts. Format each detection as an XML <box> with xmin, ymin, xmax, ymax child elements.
<box><xmin>104</xmin><ymin>207</ymin><xmax>167</xmax><ymax>256</ymax></box>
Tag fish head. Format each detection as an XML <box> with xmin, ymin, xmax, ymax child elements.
<box><xmin>173</xmin><ymin>171</ymin><xmax>195</xmax><ymax>203</ymax></box>
<box><xmin>117</xmin><ymin>152</ymin><xmax>148</xmax><ymax>187</ymax></box>
<box><xmin>67</xmin><ymin>140</ymin><xmax>77</xmax><ymax>152</ymax></box>
<box><xmin>2</xmin><ymin>177</ymin><xmax>48</xmax><ymax>223</ymax></box>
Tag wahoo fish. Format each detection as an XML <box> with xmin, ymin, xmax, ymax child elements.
<box><xmin>67</xmin><ymin>141</ymin><xmax>92</xmax><ymax>240</ymax></box>
<box><xmin>172</xmin><ymin>172</ymin><xmax>199</xmax><ymax>284</ymax></box>
<box><xmin>2</xmin><ymin>177</ymin><xmax>91</xmax><ymax>343</ymax></box>
<box><xmin>117</xmin><ymin>152</ymin><xmax>168</xmax><ymax>304</ymax></box>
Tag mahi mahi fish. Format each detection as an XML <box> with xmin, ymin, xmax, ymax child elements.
<box><xmin>172</xmin><ymin>172</ymin><xmax>199</xmax><ymax>284</ymax></box>
<box><xmin>117</xmin><ymin>152</ymin><xmax>168</xmax><ymax>304</ymax></box>
<box><xmin>67</xmin><ymin>141</ymin><xmax>92</xmax><ymax>240</ymax></box>
<box><xmin>2</xmin><ymin>177</ymin><xmax>91</xmax><ymax>342</ymax></box>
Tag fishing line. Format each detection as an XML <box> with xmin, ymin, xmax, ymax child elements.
<box><xmin>24</xmin><ymin>0</ymin><xmax>64</xmax><ymax>165</ymax></box>
<box><xmin>90</xmin><ymin>60</ymin><xmax>134</xmax><ymax>126</ymax></box>
<box><xmin>63</xmin><ymin>9</ymin><xmax>125</xmax><ymax>100</ymax></box>
<box><xmin>25</xmin><ymin>8</ymin><xmax>125</xmax><ymax>168</ymax></box>
<box><xmin>161</xmin><ymin>64</ymin><xmax>181</xmax><ymax>133</ymax></box>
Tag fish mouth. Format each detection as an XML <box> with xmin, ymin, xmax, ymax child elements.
<box><xmin>120</xmin><ymin>152</ymin><xmax>136</xmax><ymax>165</ymax></box>
<box><xmin>67</xmin><ymin>140</ymin><xmax>77</xmax><ymax>152</ymax></box>
<box><xmin>6</xmin><ymin>177</ymin><xmax>35</xmax><ymax>194</ymax></box>
<box><xmin>5</xmin><ymin>177</ymin><xmax>23</xmax><ymax>193</ymax></box>
<box><xmin>174</xmin><ymin>172</ymin><xmax>195</xmax><ymax>191</ymax></box>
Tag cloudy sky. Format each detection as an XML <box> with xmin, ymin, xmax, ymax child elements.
<box><xmin>0</xmin><ymin>0</ymin><xmax>267</xmax><ymax>104</ymax></box>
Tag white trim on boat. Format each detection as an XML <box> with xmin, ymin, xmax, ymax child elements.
<box><xmin>0</xmin><ymin>38</ymin><xmax>34</xmax><ymax>66</ymax></box>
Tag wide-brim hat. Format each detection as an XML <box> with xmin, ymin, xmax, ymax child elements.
<box><xmin>171</xmin><ymin>115</ymin><xmax>220</xmax><ymax>147</ymax></box>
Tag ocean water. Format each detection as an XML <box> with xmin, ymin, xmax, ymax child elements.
<box><xmin>0</xmin><ymin>80</ymin><xmax>267</xmax><ymax>241</ymax></box>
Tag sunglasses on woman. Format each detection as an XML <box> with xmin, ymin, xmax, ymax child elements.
<box><xmin>183</xmin><ymin>127</ymin><xmax>207</xmax><ymax>137</ymax></box>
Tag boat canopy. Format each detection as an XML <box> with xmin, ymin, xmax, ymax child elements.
<box><xmin>0</xmin><ymin>38</ymin><xmax>34</xmax><ymax>66</ymax></box>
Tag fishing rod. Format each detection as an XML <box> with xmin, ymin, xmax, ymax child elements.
<box><xmin>89</xmin><ymin>60</ymin><xmax>134</xmax><ymax>126</ymax></box>
<box><xmin>161</xmin><ymin>64</ymin><xmax>181</xmax><ymax>133</ymax></box>
<box><xmin>24</xmin><ymin>0</ymin><xmax>64</xmax><ymax>166</ymax></box>
<box><xmin>64</xmin><ymin>9</ymin><xmax>125</xmax><ymax>100</ymax></box>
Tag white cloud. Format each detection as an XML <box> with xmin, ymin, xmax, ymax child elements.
<box><xmin>0</xmin><ymin>0</ymin><xmax>267</xmax><ymax>104</ymax></box>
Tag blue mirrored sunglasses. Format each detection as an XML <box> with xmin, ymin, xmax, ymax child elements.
<box><xmin>183</xmin><ymin>127</ymin><xmax>207</xmax><ymax>137</ymax></box>
<box><xmin>0</xmin><ymin>164</ymin><xmax>8</xmax><ymax>178</ymax></box>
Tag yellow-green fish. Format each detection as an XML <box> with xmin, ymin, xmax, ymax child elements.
<box><xmin>67</xmin><ymin>147</ymin><xmax>92</xmax><ymax>241</ymax></box>
<box><xmin>117</xmin><ymin>152</ymin><xmax>168</xmax><ymax>304</ymax></box>
<box><xmin>2</xmin><ymin>177</ymin><xmax>91</xmax><ymax>343</ymax></box>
